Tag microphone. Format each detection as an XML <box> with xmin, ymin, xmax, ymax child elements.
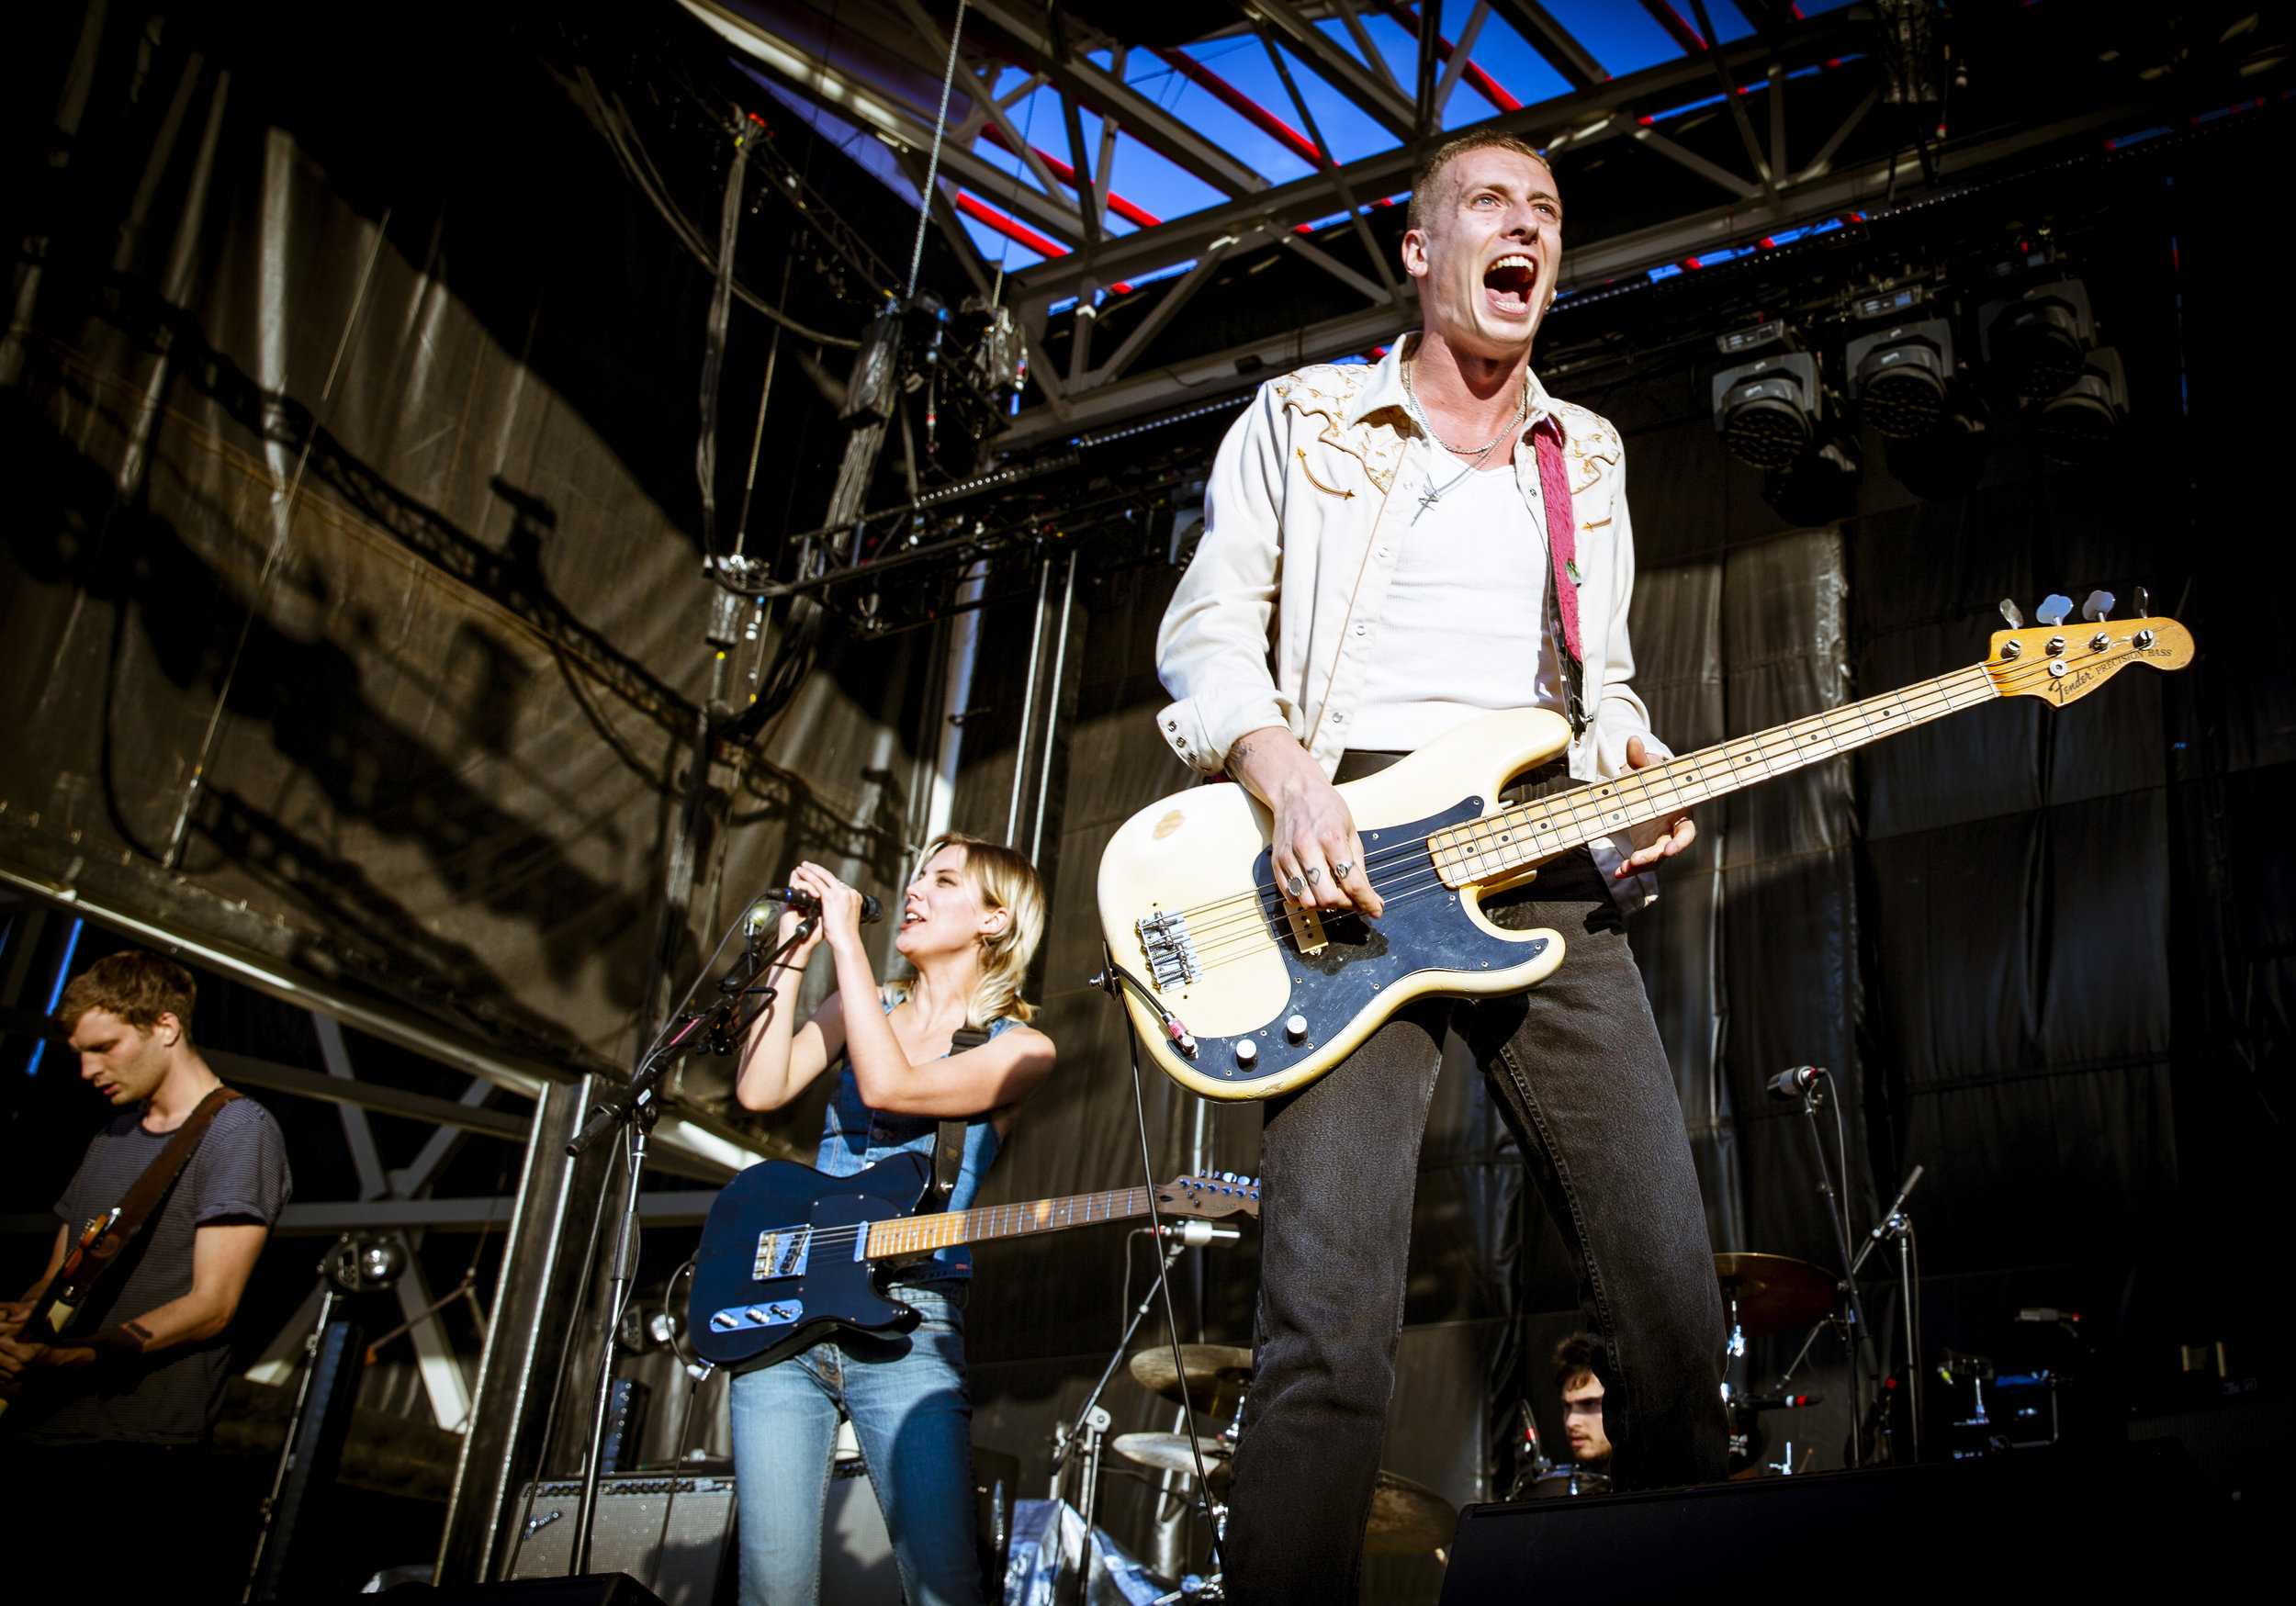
<box><xmin>1767</xmin><ymin>1065</ymin><xmax>1825</xmax><ymax>1100</ymax></box>
<box><xmin>745</xmin><ymin>886</ymin><xmax>884</xmax><ymax>932</ymax></box>
<box><xmin>1742</xmin><ymin>1392</ymin><xmax>1825</xmax><ymax>1411</ymax></box>
<box><xmin>1144</xmin><ymin>1221</ymin><xmax>1242</xmax><ymax>1247</ymax></box>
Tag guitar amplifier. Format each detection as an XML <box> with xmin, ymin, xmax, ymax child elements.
<box><xmin>506</xmin><ymin>1474</ymin><xmax>737</xmax><ymax>1606</ymax></box>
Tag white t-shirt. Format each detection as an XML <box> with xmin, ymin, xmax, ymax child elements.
<box><xmin>1348</xmin><ymin>459</ymin><xmax>1567</xmax><ymax>752</ymax></box>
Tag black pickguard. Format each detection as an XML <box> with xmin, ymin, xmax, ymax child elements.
<box><xmin>1195</xmin><ymin>796</ymin><xmax>1548</xmax><ymax>1088</ymax></box>
<box><xmin>687</xmin><ymin>1151</ymin><xmax>936</xmax><ymax>1370</ymax></box>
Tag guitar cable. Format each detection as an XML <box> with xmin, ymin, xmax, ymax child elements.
<box><xmin>1101</xmin><ymin>946</ymin><xmax>1229</xmax><ymax>1578</ymax></box>
<box><xmin>1096</xmin><ymin>958</ymin><xmax>1199</xmax><ymax>1059</ymax></box>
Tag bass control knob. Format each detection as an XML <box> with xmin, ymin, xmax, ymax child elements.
<box><xmin>1234</xmin><ymin>1039</ymin><xmax>1257</xmax><ymax>1066</ymax></box>
<box><xmin>1285</xmin><ymin>1014</ymin><xmax>1309</xmax><ymax>1042</ymax></box>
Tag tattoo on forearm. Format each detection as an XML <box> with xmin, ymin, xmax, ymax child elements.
<box><xmin>84</xmin><ymin>1320</ymin><xmax>155</xmax><ymax>1356</ymax></box>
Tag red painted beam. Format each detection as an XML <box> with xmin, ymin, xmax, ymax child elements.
<box><xmin>1378</xmin><ymin>2</ymin><xmax>1522</xmax><ymax>113</ymax></box>
<box><xmin>1639</xmin><ymin>0</ymin><xmax>1710</xmax><ymax>54</ymax></box>
<box><xmin>976</xmin><ymin>124</ymin><xmax>1164</xmax><ymax>229</ymax></box>
<box><xmin>953</xmin><ymin>192</ymin><xmax>1133</xmax><ymax>292</ymax></box>
<box><xmin>1148</xmin><ymin>46</ymin><xmax>1327</xmax><ymax>169</ymax></box>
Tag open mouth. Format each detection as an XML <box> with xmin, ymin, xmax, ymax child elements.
<box><xmin>1483</xmin><ymin>253</ymin><xmax>1537</xmax><ymax>316</ymax></box>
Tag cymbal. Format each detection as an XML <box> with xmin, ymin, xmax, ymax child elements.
<box><xmin>1362</xmin><ymin>1470</ymin><xmax>1457</xmax><ymax>1555</ymax></box>
<box><xmin>1110</xmin><ymin>1430</ymin><xmax>1234</xmax><ymax>1483</ymax></box>
<box><xmin>1128</xmin><ymin>1342</ymin><xmax>1255</xmax><ymax>1409</ymax></box>
<box><xmin>1714</xmin><ymin>1252</ymin><xmax>1838</xmax><ymax>1336</ymax></box>
<box><xmin>1112</xmin><ymin>1434</ymin><xmax>1454</xmax><ymax>1555</ymax></box>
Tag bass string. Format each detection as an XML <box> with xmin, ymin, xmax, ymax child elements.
<box><xmin>1170</xmin><ymin>669</ymin><xmax>2014</xmax><ymax>974</ymax></box>
<box><xmin>1158</xmin><ymin>662</ymin><xmax>2006</xmax><ymax>932</ymax></box>
<box><xmin>1174</xmin><ymin>678</ymin><xmax>1976</xmax><ymax>952</ymax></box>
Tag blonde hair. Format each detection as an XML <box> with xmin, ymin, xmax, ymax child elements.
<box><xmin>918</xmin><ymin>833</ymin><xmax>1046</xmax><ymax>1026</ymax></box>
<box><xmin>1405</xmin><ymin>130</ymin><xmax>1553</xmax><ymax>233</ymax></box>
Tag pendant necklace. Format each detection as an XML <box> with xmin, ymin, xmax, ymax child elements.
<box><xmin>1401</xmin><ymin>359</ymin><xmax>1526</xmax><ymax>522</ymax></box>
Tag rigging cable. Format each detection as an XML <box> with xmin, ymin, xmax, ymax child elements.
<box><xmin>906</xmin><ymin>2</ymin><xmax>970</xmax><ymax>303</ymax></box>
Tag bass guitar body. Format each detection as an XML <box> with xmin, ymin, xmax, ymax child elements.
<box><xmin>1097</xmin><ymin>708</ymin><xmax>1573</xmax><ymax>1103</ymax></box>
<box><xmin>687</xmin><ymin>1151</ymin><xmax>932</xmax><ymax>1370</ymax></box>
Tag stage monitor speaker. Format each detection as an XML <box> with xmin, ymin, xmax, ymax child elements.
<box><xmin>379</xmin><ymin>1578</ymin><xmax>666</xmax><ymax>1604</ymax></box>
<box><xmin>506</xmin><ymin>1475</ymin><xmax>736</xmax><ymax>1606</ymax></box>
<box><xmin>1440</xmin><ymin>1445</ymin><xmax>2232</xmax><ymax>1604</ymax></box>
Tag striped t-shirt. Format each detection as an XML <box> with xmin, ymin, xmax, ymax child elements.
<box><xmin>17</xmin><ymin>1094</ymin><xmax>291</xmax><ymax>1446</ymax></box>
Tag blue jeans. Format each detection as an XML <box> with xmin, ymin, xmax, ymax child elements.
<box><xmin>729</xmin><ymin>1282</ymin><xmax>983</xmax><ymax>1606</ymax></box>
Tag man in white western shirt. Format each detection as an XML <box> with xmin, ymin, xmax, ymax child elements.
<box><xmin>1155</xmin><ymin>132</ymin><xmax>1728</xmax><ymax>1603</ymax></box>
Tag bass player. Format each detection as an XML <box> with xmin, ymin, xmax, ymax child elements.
<box><xmin>1154</xmin><ymin>130</ymin><xmax>1728</xmax><ymax>1601</ymax></box>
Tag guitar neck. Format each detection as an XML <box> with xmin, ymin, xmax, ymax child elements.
<box><xmin>1433</xmin><ymin>662</ymin><xmax>2000</xmax><ymax>886</ymax></box>
<box><xmin>863</xmin><ymin>1185</ymin><xmax>1163</xmax><ymax>1261</ymax></box>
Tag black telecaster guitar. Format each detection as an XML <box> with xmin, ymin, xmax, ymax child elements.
<box><xmin>687</xmin><ymin>1152</ymin><xmax>1260</xmax><ymax>1369</ymax></box>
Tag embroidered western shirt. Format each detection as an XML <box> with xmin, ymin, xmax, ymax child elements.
<box><xmin>1154</xmin><ymin>335</ymin><xmax>1674</xmax><ymax>904</ymax></box>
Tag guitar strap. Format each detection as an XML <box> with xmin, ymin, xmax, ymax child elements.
<box><xmin>925</xmin><ymin>1027</ymin><xmax>991</xmax><ymax>1214</ymax></box>
<box><xmin>35</xmin><ymin>1085</ymin><xmax>241</xmax><ymax>1341</ymax></box>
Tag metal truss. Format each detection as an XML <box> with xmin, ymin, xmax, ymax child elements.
<box><xmin>998</xmin><ymin>105</ymin><xmax>2143</xmax><ymax>446</ymax></box>
<box><xmin>678</xmin><ymin>2</ymin><xmax>1885</xmax><ymax>432</ymax></box>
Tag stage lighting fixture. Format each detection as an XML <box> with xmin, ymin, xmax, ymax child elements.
<box><xmin>1979</xmin><ymin>279</ymin><xmax>2097</xmax><ymax>399</ymax></box>
<box><xmin>2033</xmin><ymin>348</ymin><xmax>2128</xmax><ymax>465</ymax></box>
<box><xmin>1846</xmin><ymin>318</ymin><xmax>1956</xmax><ymax>439</ymax></box>
<box><xmin>1713</xmin><ymin>331</ymin><xmax>1823</xmax><ymax>470</ymax></box>
<box><xmin>1763</xmin><ymin>434</ymin><xmax>1863</xmax><ymax>527</ymax></box>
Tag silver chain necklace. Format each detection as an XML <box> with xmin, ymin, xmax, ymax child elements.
<box><xmin>1401</xmin><ymin>358</ymin><xmax>1526</xmax><ymax>520</ymax></box>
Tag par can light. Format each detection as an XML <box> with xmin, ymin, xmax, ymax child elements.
<box><xmin>1980</xmin><ymin>279</ymin><xmax>2097</xmax><ymax>399</ymax></box>
<box><xmin>1713</xmin><ymin>351</ymin><xmax>1822</xmax><ymax>470</ymax></box>
<box><xmin>1847</xmin><ymin>318</ymin><xmax>1955</xmax><ymax>439</ymax></box>
<box><xmin>2034</xmin><ymin>348</ymin><xmax>2128</xmax><ymax>465</ymax></box>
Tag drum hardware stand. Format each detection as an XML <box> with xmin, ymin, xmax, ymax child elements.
<box><xmin>1848</xmin><ymin>1163</ymin><xmax>1927</xmax><ymax>1464</ymax></box>
<box><xmin>1151</xmin><ymin>1503</ymin><xmax>1229</xmax><ymax>1604</ymax></box>
<box><xmin>1090</xmin><ymin>947</ymin><xmax>1231</xmax><ymax>1588</ymax></box>
<box><xmin>563</xmin><ymin>895</ymin><xmax>816</xmax><ymax>1575</ymax></box>
<box><xmin>1796</xmin><ymin>1073</ymin><xmax>1878</xmax><ymax>1466</ymax></box>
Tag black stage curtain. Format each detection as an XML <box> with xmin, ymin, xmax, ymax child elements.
<box><xmin>0</xmin><ymin>4</ymin><xmax>928</xmax><ymax>1086</ymax></box>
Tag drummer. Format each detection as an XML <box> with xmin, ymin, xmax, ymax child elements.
<box><xmin>1555</xmin><ymin>1333</ymin><xmax>1613</xmax><ymax>1471</ymax></box>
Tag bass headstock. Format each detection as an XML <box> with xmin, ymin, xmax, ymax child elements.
<box><xmin>1157</xmin><ymin>1172</ymin><xmax>1262</xmax><ymax>1221</ymax></box>
<box><xmin>1984</xmin><ymin>588</ymin><xmax>2192</xmax><ymax>707</ymax></box>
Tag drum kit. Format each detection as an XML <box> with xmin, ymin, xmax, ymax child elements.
<box><xmin>1062</xmin><ymin>1241</ymin><xmax>1874</xmax><ymax>1599</ymax></box>
<box><xmin>1099</xmin><ymin>1342</ymin><xmax>1457</xmax><ymax>1600</ymax></box>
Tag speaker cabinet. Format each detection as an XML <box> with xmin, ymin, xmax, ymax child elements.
<box><xmin>1440</xmin><ymin>1445</ymin><xmax>2228</xmax><ymax>1603</ymax></box>
<box><xmin>507</xmin><ymin>1476</ymin><xmax>736</xmax><ymax>1606</ymax></box>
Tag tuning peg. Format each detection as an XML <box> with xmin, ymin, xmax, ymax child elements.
<box><xmin>2080</xmin><ymin>589</ymin><xmax>2116</xmax><ymax>623</ymax></box>
<box><xmin>2133</xmin><ymin>585</ymin><xmax>2150</xmax><ymax>617</ymax></box>
<box><xmin>2034</xmin><ymin>593</ymin><xmax>2074</xmax><ymax>627</ymax></box>
<box><xmin>1998</xmin><ymin>598</ymin><xmax>2023</xmax><ymax>628</ymax></box>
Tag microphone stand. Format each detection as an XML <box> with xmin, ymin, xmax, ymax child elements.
<box><xmin>1798</xmin><ymin>1076</ymin><xmax>1875</xmax><ymax>1467</ymax></box>
<box><xmin>1050</xmin><ymin>1236</ymin><xmax>1189</xmax><ymax>1606</ymax></box>
<box><xmin>562</xmin><ymin>910</ymin><xmax>816</xmax><ymax>1577</ymax></box>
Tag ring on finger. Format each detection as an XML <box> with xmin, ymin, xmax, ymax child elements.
<box><xmin>1287</xmin><ymin>874</ymin><xmax>1306</xmax><ymax>896</ymax></box>
<box><xmin>1334</xmin><ymin>860</ymin><xmax>1353</xmax><ymax>880</ymax></box>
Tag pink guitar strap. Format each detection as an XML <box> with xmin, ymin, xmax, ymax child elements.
<box><xmin>1533</xmin><ymin>415</ymin><xmax>1590</xmax><ymax>734</ymax></box>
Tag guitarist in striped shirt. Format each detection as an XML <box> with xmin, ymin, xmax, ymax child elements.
<box><xmin>0</xmin><ymin>951</ymin><xmax>290</xmax><ymax>1602</ymax></box>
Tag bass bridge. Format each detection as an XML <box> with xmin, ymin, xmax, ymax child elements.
<box><xmin>1136</xmin><ymin>911</ymin><xmax>1200</xmax><ymax>991</ymax></box>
